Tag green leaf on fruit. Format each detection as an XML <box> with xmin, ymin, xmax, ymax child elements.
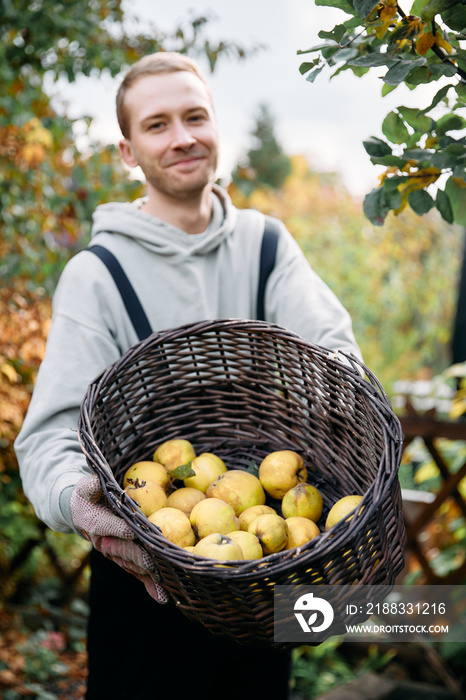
<box><xmin>169</xmin><ymin>462</ymin><xmax>196</xmax><ymax>479</ymax></box>
<box><xmin>245</xmin><ymin>459</ymin><xmax>259</xmax><ymax>476</ymax></box>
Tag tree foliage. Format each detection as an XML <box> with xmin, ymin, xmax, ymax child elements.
<box><xmin>0</xmin><ymin>0</ymin><xmax>255</xmax><ymax>598</ymax></box>
<box><xmin>0</xmin><ymin>0</ymin><xmax>254</xmax><ymax>292</ymax></box>
<box><xmin>231</xmin><ymin>103</ymin><xmax>292</xmax><ymax>195</ymax></box>
<box><xmin>228</xmin><ymin>156</ymin><xmax>462</xmax><ymax>391</ymax></box>
<box><xmin>299</xmin><ymin>0</ymin><xmax>466</xmax><ymax>226</ymax></box>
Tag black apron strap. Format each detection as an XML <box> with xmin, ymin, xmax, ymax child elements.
<box><xmin>86</xmin><ymin>216</ymin><xmax>279</xmax><ymax>340</ymax></box>
<box><xmin>256</xmin><ymin>217</ymin><xmax>279</xmax><ymax>321</ymax></box>
<box><xmin>86</xmin><ymin>245</ymin><xmax>152</xmax><ymax>342</ymax></box>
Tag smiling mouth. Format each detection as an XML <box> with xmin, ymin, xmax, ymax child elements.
<box><xmin>167</xmin><ymin>152</ymin><xmax>207</xmax><ymax>167</ymax></box>
<box><xmin>173</xmin><ymin>157</ymin><xmax>199</xmax><ymax>165</ymax></box>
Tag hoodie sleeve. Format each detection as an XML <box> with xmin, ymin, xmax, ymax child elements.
<box><xmin>264</xmin><ymin>218</ymin><xmax>363</xmax><ymax>361</ymax></box>
<box><xmin>14</xmin><ymin>252</ymin><xmax>131</xmax><ymax>533</ymax></box>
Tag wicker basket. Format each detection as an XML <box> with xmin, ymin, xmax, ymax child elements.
<box><xmin>77</xmin><ymin>319</ymin><xmax>406</xmax><ymax>649</ymax></box>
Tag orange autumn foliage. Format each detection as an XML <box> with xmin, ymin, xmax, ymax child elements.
<box><xmin>0</xmin><ymin>288</ymin><xmax>51</xmax><ymax>472</ymax></box>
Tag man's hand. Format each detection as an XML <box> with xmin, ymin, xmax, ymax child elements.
<box><xmin>70</xmin><ymin>474</ymin><xmax>169</xmax><ymax>604</ymax></box>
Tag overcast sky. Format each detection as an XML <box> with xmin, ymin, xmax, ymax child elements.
<box><xmin>53</xmin><ymin>0</ymin><xmax>446</xmax><ymax>199</ymax></box>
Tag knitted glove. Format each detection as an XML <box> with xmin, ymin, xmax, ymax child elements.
<box><xmin>70</xmin><ymin>474</ymin><xmax>169</xmax><ymax>604</ymax></box>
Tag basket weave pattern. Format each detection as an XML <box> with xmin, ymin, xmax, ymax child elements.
<box><xmin>78</xmin><ymin>319</ymin><xmax>406</xmax><ymax>649</ymax></box>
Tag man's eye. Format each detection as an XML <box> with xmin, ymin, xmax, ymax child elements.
<box><xmin>149</xmin><ymin>122</ymin><xmax>164</xmax><ymax>130</ymax></box>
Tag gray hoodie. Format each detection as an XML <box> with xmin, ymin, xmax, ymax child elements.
<box><xmin>14</xmin><ymin>185</ymin><xmax>362</xmax><ymax>533</ymax></box>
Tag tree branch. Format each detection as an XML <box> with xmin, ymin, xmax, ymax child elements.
<box><xmin>395</xmin><ymin>4</ymin><xmax>466</xmax><ymax>83</ymax></box>
<box><xmin>431</xmin><ymin>42</ymin><xmax>466</xmax><ymax>83</ymax></box>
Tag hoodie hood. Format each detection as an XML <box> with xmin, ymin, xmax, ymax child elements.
<box><xmin>91</xmin><ymin>184</ymin><xmax>238</xmax><ymax>257</ymax></box>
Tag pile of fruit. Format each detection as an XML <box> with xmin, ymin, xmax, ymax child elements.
<box><xmin>122</xmin><ymin>439</ymin><xmax>363</xmax><ymax>563</ymax></box>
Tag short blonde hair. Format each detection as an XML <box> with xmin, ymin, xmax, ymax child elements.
<box><xmin>116</xmin><ymin>52</ymin><xmax>212</xmax><ymax>138</ymax></box>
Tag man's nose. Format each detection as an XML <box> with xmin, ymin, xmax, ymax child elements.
<box><xmin>171</xmin><ymin>120</ymin><xmax>196</xmax><ymax>149</ymax></box>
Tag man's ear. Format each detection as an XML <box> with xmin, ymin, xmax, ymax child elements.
<box><xmin>119</xmin><ymin>138</ymin><xmax>138</xmax><ymax>168</ymax></box>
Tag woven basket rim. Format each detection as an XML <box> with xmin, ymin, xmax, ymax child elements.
<box><xmin>77</xmin><ymin>318</ymin><xmax>404</xmax><ymax>581</ymax></box>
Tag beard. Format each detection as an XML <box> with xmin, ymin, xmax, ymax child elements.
<box><xmin>140</xmin><ymin>148</ymin><xmax>218</xmax><ymax>201</ymax></box>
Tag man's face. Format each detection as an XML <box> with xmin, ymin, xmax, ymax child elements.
<box><xmin>119</xmin><ymin>71</ymin><xmax>219</xmax><ymax>201</ymax></box>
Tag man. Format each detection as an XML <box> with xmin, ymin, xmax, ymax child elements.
<box><xmin>15</xmin><ymin>52</ymin><xmax>362</xmax><ymax>699</ymax></box>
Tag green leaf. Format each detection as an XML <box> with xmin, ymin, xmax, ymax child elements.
<box><xmin>420</xmin><ymin>0</ymin><xmax>456</xmax><ymax>21</ymax></box>
<box><xmin>458</xmin><ymin>57</ymin><xmax>466</xmax><ymax>76</ymax></box>
<box><xmin>245</xmin><ymin>459</ymin><xmax>259</xmax><ymax>476</ymax></box>
<box><xmin>436</xmin><ymin>114</ymin><xmax>466</xmax><ymax>134</ymax></box>
<box><xmin>329</xmin><ymin>47</ymin><xmax>360</xmax><ymax>63</ymax></box>
<box><xmin>344</xmin><ymin>15</ymin><xmax>365</xmax><ymax>28</ymax></box>
<box><xmin>383</xmin><ymin>178</ymin><xmax>404</xmax><ymax>208</ymax></box>
<box><xmin>381</xmin><ymin>83</ymin><xmax>398</xmax><ymax>97</ymax></box>
<box><xmin>427</xmin><ymin>62</ymin><xmax>459</xmax><ymax>79</ymax></box>
<box><xmin>384</xmin><ymin>57</ymin><xmax>427</xmax><ymax>86</ymax></box>
<box><xmin>453</xmin><ymin>163</ymin><xmax>466</xmax><ymax>179</ymax></box>
<box><xmin>316</xmin><ymin>0</ymin><xmax>356</xmax><ymax>13</ymax></box>
<box><xmin>410</xmin><ymin>0</ymin><xmax>430</xmax><ymax>15</ymax></box>
<box><xmin>331</xmin><ymin>63</ymin><xmax>354</xmax><ymax>79</ymax></box>
<box><xmin>445</xmin><ymin>176</ymin><xmax>466</xmax><ymax>225</ymax></box>
<box><xmin>169</xmin><ymin>462</ymin><xmax>196</xmax><ymax>480</ymax></box>
<box><xmin>362</xmin><ymin>136</ymin><xmax>392</xmax><ymax>157</ymax></box>
<box><xmin>297</xmin><ymin>43</ymin><xmax>334</xmax><ymax>56</ymax></box>
<box><xmin>306</xmin><ymin>65</ymin><xmax>325</xmax><ymax>82</ymax></box>
<box><xmin>398</xmin><ymin>106</ymin><xmax>432</xmax><ymax>132</ymax></box>
<box><xmin>299</xmin><ymin>60</ymin><xmax>320</xmax><ymax>75</ymax></box>
<box><xmin>421</xmin><ymin>84</ymin><xmax>452</xmax><ymax>113</ymax></box>
<box><xmin>350</xmin><ymin>65</ymin><xmax>370</xmax><ymax>77</ymax></box>
<box><xmin>363</xmin><ymin>187</ymin><xmax>390</xmax><ymax>226</ymax></box>
<box><xmin>297</xmin><ymin>41</ymin><xmax>339</xmax><ymax>55</ymax></box>
<box><xmin>350</xmin><ymin>52</ymin><xmax>394</xmax><ymax>67</ymax></box>
<box><xmin>431</xmin><ymin>142</ymin><xmax>466</xmax><ymax>170</ymax></box>
<box><xmin>406</xmin><ymin>131</ymin><xmax>423</xmax><ymax>149</ymax></box>
<box><xmin>318</xmin><ymin>24</ymin><xmax>348</xmax><ymax>42</ymax></box>
<box><xmin>322</xmin><ymin>44</ymin><xmax>343</xmax><ymax>61</ymax></box>
<box><xmin>436</xmin><ymin>188</ymin><xmax>454</xmax><ymax>223</ymax></box>
<box><xmin>405</xmin><ymin>66</ymin><xmax>434</xmax><ymax>86</ymax></box>
<box><xmin>440</xmin><ymin>3</ymin><xmax>466</xmax><ymax>30</ymax></box>
<box><xmin>370</xmin><ymin>155</ymin><xmax>409</xmax><ymax>166</ymax></box>
<box><xmin>430</xmin><ymin>152</ymin><xmax>453</xmax><ymax>169</ymax></box>
<box><xmin>403</xmin><ymin>147</ymin><xmax>435</xmax><ymax>161</ymax></box>
<box><xmin>456</xmin><ymin>82</ymin><xmax>466</xmax><ymax>102</ymax></box>
<box><xmin>382</xmin><ymin>111</ymin><xmax>411</xmax><ymax>145</ymax></box>
<box><xmin>353</xmin><ymin>0</ymin><xmax>379</xmax><ymax>17</ymax></box>
<box><xmin>408</xmin><ymin>188</ymin><xmax>435</xmax><ymax>215</ymax></box>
